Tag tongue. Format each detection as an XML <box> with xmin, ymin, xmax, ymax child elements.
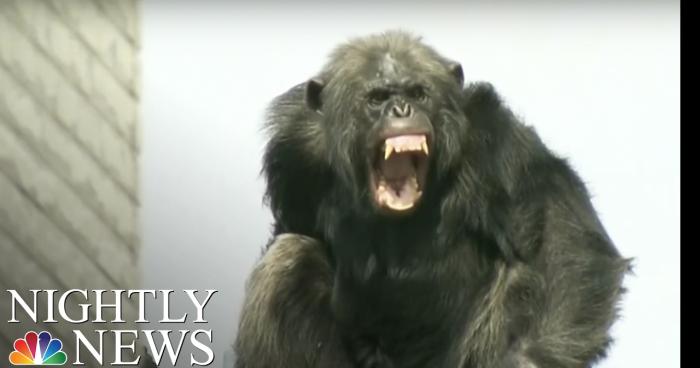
<box><xmin>376</xmin><ymin>153</ymin><xmax>421</xmax><ymax>211</ymax></box>
<box><xmin>376</xmin><ymin>175</ymin><xmax>421</xmax><ymax>211</ymax></box>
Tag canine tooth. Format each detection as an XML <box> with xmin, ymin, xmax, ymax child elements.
<box><xmin>385</xmin><ymin>145</ymin><xmax>394</xmax><ymax>159</ymax></box>
<box><xmin>421</xmin><ymin>141</ymin><xmax>429</xmax><ymax>155</ymax></box>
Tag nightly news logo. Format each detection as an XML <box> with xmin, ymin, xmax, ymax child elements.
<box><xmin>9</xmin><ymin>331</ymin><xmax>67</xmax><ymax>365</ymax></box>
<box><xmin>6</xmin><ymin>289</ymin><xmax>218</xmax><ymax>366</ymax></box>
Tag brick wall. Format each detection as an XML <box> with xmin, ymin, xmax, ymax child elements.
<box><xmin>0</xmin><ymin>1</ymin><xmax>141</xmax><ymax>366</ymax></box>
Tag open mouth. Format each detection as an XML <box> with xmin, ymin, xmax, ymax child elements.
<box><xmin>370</xmin><ymin>134</ymin><xmax>430</xmax><ymax>213</ymax></box>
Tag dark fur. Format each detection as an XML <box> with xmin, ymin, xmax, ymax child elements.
<box><xmin>235</xmin><ymin>31</ymin><xmax>629</xmax><ymax>368</ymax></box>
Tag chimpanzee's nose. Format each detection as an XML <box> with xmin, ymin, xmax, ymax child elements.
<box><xmin>390</xmin><ymin>103</ymin><xmax>413</xmax><ymax>118</ymax></box>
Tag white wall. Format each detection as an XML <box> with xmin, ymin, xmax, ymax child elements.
<box><xmin>142</xmin><ymin>2</ymin><xmax>680</xmax><ymax>367</ymax></box>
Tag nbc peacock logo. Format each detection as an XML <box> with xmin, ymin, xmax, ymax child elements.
<box><xmin>9</xmin><ymin>331</ymin><xmax>67</xmax><ymax>366</ymax></box>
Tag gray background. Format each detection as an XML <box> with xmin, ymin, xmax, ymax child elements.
<box><xmin>141</xmin><ymin>2</ymin><xmax>680</xmax><ymax>367</ymax></box>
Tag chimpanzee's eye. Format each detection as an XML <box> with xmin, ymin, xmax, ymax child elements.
<box><xmin>367</xmin><ymin>89</ymin><xmax>391</xmax><ymax>107</ymax></box>
<box><xmin>407</xmin><ymin>86</ymin><xmax>428</xmax><ymax>102</ymax></box>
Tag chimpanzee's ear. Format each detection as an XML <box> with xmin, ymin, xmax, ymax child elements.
<box><xmin>448</xmin><ymin>62</ymin><xmax>464</xmax><ymax>87</ymax></box>
<box><xmin>305</xmin><ymin>78</ymin><xmax>325</xmax><ymax>111</ymax></box>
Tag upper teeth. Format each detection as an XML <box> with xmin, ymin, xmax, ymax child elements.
<box><xmin>384</xmin><ymin>135</ymin><xmax>429</xmax><ymax>160</ymax></box>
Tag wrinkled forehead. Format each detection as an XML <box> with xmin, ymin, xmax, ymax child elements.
<box><xmin>330</xmin><ymin>47</ymin><xmax>450</xmax><ymax>89</ymax></box>
<box><xmin>362</xmin><ymin>51</ymin><xmax>439</xmax><ymax>85</ymax></box>
<box><xmin>372</xmin><ymin>52</ymin><xmax>408</xmax><ymax>80</ymax></box>
<box><xmin>326</xmin><ymin>44</ymin><xmax>452</xmax><ymax>94</ymax></box>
